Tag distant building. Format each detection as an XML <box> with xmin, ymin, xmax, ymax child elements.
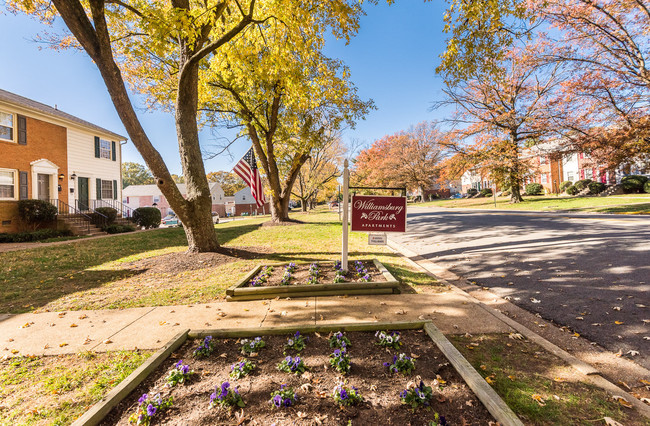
<box><xmin>232</xmin><ymin>187</ymin><xmax>270</xmax><ymax>216</ymax></box>
<box><xmin>123</xmin><ymin>182</ymin><xmax>226</xmax><ymax>217</ymax></box>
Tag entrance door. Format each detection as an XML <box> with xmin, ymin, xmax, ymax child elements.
<box><xmin>37</xmin><ymin>173</ymin><xmax>50</xmax><ymax>200</ymax></box>
<box><xmin>78</xmin><ymin>177</ymin><xmax>89</xmax><ymax>211</ymax></box>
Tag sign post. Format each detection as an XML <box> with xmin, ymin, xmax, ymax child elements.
<box><xmin>341</xmin><ymin>160</ymin><xmax>350</xmax><ymax>273</ymax></box>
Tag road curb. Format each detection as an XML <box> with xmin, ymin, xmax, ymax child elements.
<box><xmin>387</xmin><ymin>239</ymin><xmax>650</xmax><ymax>419</ymax></box>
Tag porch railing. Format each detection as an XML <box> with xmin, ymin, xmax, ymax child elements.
<box><xmin>48</xmin><ymin>199</ymin><xmax>92</xmax><ymax>234</ymax></box>
<box><xmin>89</xmin><ymin>199</ymin><xmax>135</xmax><ymax>219</ymax></box>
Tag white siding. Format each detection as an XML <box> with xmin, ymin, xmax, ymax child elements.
<box><xmin>562</xmin><ymin>153</ymin><xmax>579</xmax><ymax>182</ymax></box>
<box><xmin>67</xmin><ymin>128</ymin><xmax>122</xmax><ymax>206</ymax></box>
<box><xmin>234</xmin><ymin>187</ymin><xmax>252</xmax><ymax>204</ymax></box>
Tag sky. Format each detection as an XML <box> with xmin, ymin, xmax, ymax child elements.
<box><xmin>0</xmin><ymin>1</ymin><xmax>451</xmax><ymax>175</ymax></box>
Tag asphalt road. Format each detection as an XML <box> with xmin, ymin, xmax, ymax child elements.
<box><xmin>390</xmin><ymin>207</ymin><xmax>650</xmax><ymax>370</ymax></box>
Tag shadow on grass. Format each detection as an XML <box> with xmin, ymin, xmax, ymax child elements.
<box><xmin>594</xmin><ymin>203</ymin><xmax>650</xmax><ymax>213</ymax></box>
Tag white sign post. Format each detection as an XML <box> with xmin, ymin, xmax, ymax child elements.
<box><xmin>341</xmin><ymin>159</ymin><xmax>350</xmax><ymax>273</ymax></box>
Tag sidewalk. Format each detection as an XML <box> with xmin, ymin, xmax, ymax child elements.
<box><xmin>0</xmin><ymin>292</ymin><xmax>512</xmax><ymax>357</ymax></box>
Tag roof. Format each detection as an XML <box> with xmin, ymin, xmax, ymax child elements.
<box><xmin>123</xmin><ymin>182</ymin><xmax>223</xmax><ymax>197</ymax></box>
<box><xmin>0</xmin><ymin>88</ymin><xmax>127</xmax><ymax>140</ymax></box>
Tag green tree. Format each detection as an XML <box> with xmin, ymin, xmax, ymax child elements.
<box><xmin>206</xmin><ymin>171</ymin><xmax>245</xmax><ymax>196</ymax></box>
<box><xmin>121</xmin><ymin>162</ymin><xmax>154</xmax><ymax>189</ymax></box>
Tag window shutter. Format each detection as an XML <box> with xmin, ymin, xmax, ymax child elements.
<box><xmin>17</xmin><ymin>115</ymin><xmax>27</xmax><ymax>145</ymax></box>
<box><xmin>96</xmin><ymin>178</ymin><xmax>102</xmax><ymax>200</ymax></box>
<box><xmin>111</xmin><ymin>141</ymin><xmax>116</xmax><ymax>161</ymax></box>
<box><xmin>94</xmin><ymin>136</ymin><xmax>100</xmax><ymax>158</ymax></box>
<box><xmin>19</xmin><ymin>171</ymin><xmax>28</xmax><ymax>199</ymax></box>
<box><xmin>113</xmin><ymin>180</ymin><xmax>117</xmax><ymax>199</ymax></box>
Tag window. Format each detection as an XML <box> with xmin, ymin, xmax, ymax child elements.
<box><xmin>540</xmin><ymin>156</ymin><xmax>547</xmax><ymax>165</ymax></box>
<box><xmin>0</xmin><ymin>111</ymin><xmax>14</xmax><ymax>142</ymax></box>
<box><xmin>101</xmin><ymin>180</ymin><xmax>113</xmax><ymax>199</ymax></box>
<box><xmin>540</xmin><ymin>173</ymin><xmax>547</xmax><ymax>183</ymax></box>
<box><xmin>153</xmin><ymin>195</ymin><xmax>160</xmax><ymax>203</ymax></box>
<box><xmin>0</xmin><ymin>170</ymin><xmax>15</xmax><ymax>199</ymax></box>
<box><xmin>99</xmin><ymin>139</ymin><xmax>111</xmax><ymax>159</ymax></box>
<box><xmin>567</xmin><ymin>171</ymin><xmax>574</xmax><ymax>182</ymax></box>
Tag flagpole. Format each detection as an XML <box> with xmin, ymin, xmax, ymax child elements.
<box><xmin>342</xmin><ymin>159</ymin><xmax>349</xmax><ymax>273</ymax></box>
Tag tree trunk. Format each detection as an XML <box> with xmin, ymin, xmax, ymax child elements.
<box><xmin>300</xmin><ymin>198</ymin><xmax>308</xmax><ymax>212</ymax></box>
<box><xmin>510</xmin><ymin>174</ymin><xmax>524</xmax><ymax>203</ymax></box>
<box><xmin>271</xmin><ymin>193</ymin><xmax>291</xmax><ymax>221</ymax></box>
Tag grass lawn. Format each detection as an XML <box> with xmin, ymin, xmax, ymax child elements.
<box><xmin>418</xmin><ymin>193</ymin><xmax>650</xmax><ymax>213</ymax></box>
<box><xmin>0</xmin><ymin>210</ymin><xmax>442</xmax><ymax>314</ymax></box>
<box><xmin>0</xmin><ymin>350</ymin><xmax>151</xmax><ymax>425</ymax></box>
<box><xmin>450</xmin><ymin>334</ymin><xmax>650</xmax><ymax>426</ymax></box>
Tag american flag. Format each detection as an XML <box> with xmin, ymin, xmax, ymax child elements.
<box><xmin>233</xmin><ymin>147</ymin><xmax>266</xmax><ymax>208</ymax></box>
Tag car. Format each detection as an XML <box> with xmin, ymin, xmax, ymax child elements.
<box><xmin>161</xmin><ymin>215</ymin><xmax>180</xmax><ymax>226</ymax></box>
<box><xmin>212</xmin><ymin>212</ymin><xmax>220</xmax><ymax>224</ymax></box>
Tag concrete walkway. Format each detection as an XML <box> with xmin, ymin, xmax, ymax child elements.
<box><xmin>0</xmin><ymin>291</ymin><xmax>512</xmax><ymax>357</ymax></box>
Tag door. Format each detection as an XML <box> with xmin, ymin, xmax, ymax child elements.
<box><xmin>78</xmin><ymin>177</ymin><xmax>89</xmax><ymax>211</ymax></box>
<box><xmin>37</xmin><ymin>173</ymin><xmax>50</xmax><ymax>200</ymax></box>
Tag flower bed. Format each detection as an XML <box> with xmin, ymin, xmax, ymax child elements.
<box><xmin>226</xmin><ymin>259</ymin><xmax>400</xmax><ymax>301</ymax></box>
<box><xmin>100</xmin><ymin>329</ymin><xmax>497</xmax><ymax>425</ymax></box>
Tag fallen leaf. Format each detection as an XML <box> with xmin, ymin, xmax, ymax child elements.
<box><xmin>21</xmin><ymin>322</ymin><xmax>32</xmax><ymax>329</ymax></box>
<box><xmin>480</xmin><ymin>365</ymin><xmax>487</xmax><ymax>370</ymax></box>
<box><xmin>640</xmin><ymin>379</ymin><xmax>650</xmax><ymax>386</ymax></box>
<box><xmin>612</xmin><ymin>395</ymin><xmax>632</xmax><ymax>408</ymax></box>
<box><xmin>70</xmin><ymin>324</ymin><xmax>78</xmax><ymax>328</ymax></box>
<box><xmin>614</xmin><ymin>321</ymin><xmax>624</xmax><ymax>325</ymax></box>
<box><xmin>640</xmin><ymin>398</ymin><xmax>650</xmax><ymax>405</ymax></box>
<box><xmin>83</xmin><ymin>337</ymin><xmax>92</xmax><ymax>345</ymax></box>
<box><xmin>436</xmin><ymin>395</ymin><xmax>446</xmax><ymax>403</ymax></box>
<box><xmin>509</xmin><ymin>333</ymin><xmax>524</xmax><ymax>340</ymax></box>
<box><xmin>530</xmin><ymin>298</ymin><xmax>541</xmax><ymax>304</ymax></box>
<box><xmin>103</xmin><ymin>339</ymin><xmax>112</xmax><ymax>344</ymax></box>
<box><xmin>613</xmin><ymin>306</ymin><xmax>621</xmax><ymax>311</ymax></box>
<box><xmin>485</xmin><ymin>376</ymin><xmax>496</xmax><ymax>384</ymax></box>
<box><xmin>531</xmin><ymin>394</ymin><xmax>546</xmax><ymax>406</ymax></box>
<box><xmin>58</xmin><ymin>312</ymin><xmax>66</xmax><ymax>318</ymax></box>
<box><xmin>627</xmin><ymin>350</ymin><xmax>639</xmax><ymax>356</ymax></box>
<box><xmin>11</xmin><ymin>349</ymin><xmax>19</xmax><ymax>354</ymax></box>
<box><xmin>553</xmin><ymin>377</ymin><xmax>566</xmax><ymax>382</ymax></box>
<box><xmin>618</xmin><ymin>381</ymin><xmax>631</xmax><ymax>390</ymax></box>
<box><xmin>411</xmin><ymin>353</ymin><xmax>420</xmax><ymax>359</ymax></box>
<box><xmin>643</xmin><ymin>319</ymin><xmax>650</xmax><ymax>324</ymax></box>
<box><xmin>43</xmin><ymin>344</ymin><xmax>49</xmax><ymax>349</ymax></box>
<box><xmin>576</xmin><ymin>316</ymin><xmax>584</xmax><ymax>320</ymax></box>
<box><xmin>508</xmin><ymin>375</ymin><xmax>516</xmax><ymax>381</ymax></box>
<box><xmin>159</xmin><ymin>321</ymin><xmax>168</xmax><ymax>326</ymax></box>
<box><xmin>59</xmin><ymin>343</ymin><xmax>68</xmax><ymax>347</ymax></box>
<box><xmin>395</xmin><ymin>309</ymin><xmax>406</xmax><ymax>315</ymax></box>
<box><xmin>78</xmin><ymin>314</ymin><xmax>88</xmax><ymax>320</ymax></box>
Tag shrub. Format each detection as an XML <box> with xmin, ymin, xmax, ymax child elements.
<box><xmin>525</xmin><ymin>183</ymin><xmax>544</xmax><ymax>195</ymax></box>
<box><xmin>133</xmin><ymin>207</ymin><xmax>161</xmax><ymax>229</ymax></box>
<box><xmin>621</xmin><ymin>175</ymin><xmax>648</xmax><ymax>193</ymax></box>
<box><xmin>574</xmin><ymin>179</ymin><xmax>592</xmax><ymax>191</ymax></box>
<box><xmin>467</xmin><ymin>188</ymin><xmax>478</xmax><ymax>196</ymax></box>
<box><xmin>501</xmin><ymin>190</ymin><xmax>511</xmax><ymax>197</ymax></box>
<box><xmin>103</xmin><ymin>224</ymin><xmax>135</xmax><ymax>234</ymax></box>
<box><xmin>645</xmin><ymin>181</ymin><xmax>650</xmax><ymax>194</ymax></box>
<box><xmin>588</xmin><ymin>181</ymin><xmax>606</xmax><ymax>194</ymax></box>
<box><xmin>0</xmin><ymin>229</ymin><xmax>73</xmax><ymax>243</ymax></box>
<box><xmin>559</xmin><ymin>181</ymin><xmax>573</xmax><ymax>192</ymax></box>
<box><xmin>95</xmin><ymin>207</ymin><xmax>117</xmax><ymax>224</ymax></box>
<box><xmin>480</xmin><ymin>188</ymin><xmax>493</xmax><ymax>197</ymax></box>
<box><xmin>17</xmin><ymin>199</ymin><xmax>58</xmax><ymax>229</ymax></box>
<box><xmin>565</xmin><ymin>185</ymin><xmax>579</xmax><ymax>196</ymax></box>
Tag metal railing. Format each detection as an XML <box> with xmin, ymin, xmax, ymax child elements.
<box><xmin>89</xmin><ymin>199</ymin><xmax>135</xmax><ymax>219</ymax></box>
<box><xmin>48</xmin><ymin>199</ymin><xmax>92</xmax><ymax>234</ymax></box>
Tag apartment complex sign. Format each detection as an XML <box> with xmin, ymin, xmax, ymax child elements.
<box><xmin>351</xmin><ymin>195</ymin><xmax>407</xmax><ymax>233</ymax></box>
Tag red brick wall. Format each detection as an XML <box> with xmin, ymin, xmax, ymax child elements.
<box><xmin>235</xmin><ymin>203</ymin><xmax>270</xmax><ymax>216</ymax></box>
<box><xmin>0</xmin><ymin>116</ymin><xmax>68</xmax><ymax>233</ymax></box>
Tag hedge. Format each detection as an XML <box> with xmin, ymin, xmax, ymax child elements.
<box><xmin>560</xmin><ymin>181</ymin><xmax>573</xmax><ymax>192</ymax></box>
<box><xmin>480</xmin><ymin>188</ymin><xmax>493</xmax><ymax>197</ymax></box>
<box><xmin>588</xmin><ymin>181</ymin><xmax>606</xmax><ymax>194</ymax></box>
<box><xmin>0</xmin><ymin>229</ymin><xmax>73</xmax><ymax>243</ymax></box>
<box><xmin>102</xmin><ymin>224</ymin><xmax>136</xmax><ymax>234</ymax></box>
<box><xmin>621</xmin><ymin>175</ymin><xmax>648</xmax><ymax>193</ymax></box>
<box><xmin>645</xmin><ymin>181</ymin><xmax>650</xmax><ymax>194</ymax></box>
<box><xmin>17</xmin><ymin>200</ymin><xmax>58</xmax><ymax>227</ymax></box>
<box><xmin>566</xmin><ymin>185</ymin><xmax>579</xmax><ymax>195</ymax></box>
<box><xmin>525</xmin><ymin>183</ymin><xmax>544</xmax><ymax>195</ymax></box>
<box><xmin>467</xmin><ymin>188</ymin><xmax>478</xmax><ymax>196</ymax></box>
<box><xmin>133</xmin><ymin>207</ymin><xmax>161</xmax><ymax>229</ymax></box>
<box><xmin>574</xmin><ymin>179</ymin><xmax>592</xmax><ymax>191</ymax></box>
<box><xmin>95</xmin><ymin>207</ymin><xmax>118</xmax><ymax>225</ymax></box>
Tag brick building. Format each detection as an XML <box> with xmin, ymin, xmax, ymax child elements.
<box><xmin>123</xmin><ymin>182</ymin><xmax>227</xmax><ymax>217</ymax></box>
<box><xmin>0</xmin><ymin>89</ymin><xmax>125</xmax><ymax>233</ymax></box>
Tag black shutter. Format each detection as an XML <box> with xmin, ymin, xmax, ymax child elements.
<box><xmin>111</xmin><ymin>141</ymin><xmax>116</xmax><ymax>161</ymax></box>
<box><xmin>96</xmin><ymin>178</ymin><xmax>102</xmax><ymax>200</ymax></box>
<box><xmin>94</xmin><ymin>136</ymin><xmax>100</xmax><ymax>158</ymax></box>
<box><xmin>17</xmin><ymin>115</ymin><xmax>27</xmax><ymax>145</ymax></box>
<box><xmin>19</xmin><ymin>171</ymin><xmax>28</xmax><ymax>199</ymax></box>
<box><xmin>113</xmin><ymin>180</ymin><xmax>117</xmax><ymax>199</ymax></box>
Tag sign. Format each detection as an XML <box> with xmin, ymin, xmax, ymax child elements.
<box><xmin>368</xmin><ymin>233</ymin><xmax>387</xmax><ymax>245</ymax></box>
<box><xmin>351</xmin><ymin>195</ymin><xmax>407</xmax><ymax>233</ymax></box>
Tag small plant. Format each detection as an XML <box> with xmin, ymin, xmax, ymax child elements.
<box><xmin>285</xmin><ymin>331</ymin><xmax>308</xmax><ymax>353</ymax></box>
<box><xmin>359</xmin><ymin>272</ymin><xmax>371</xmax><ymax>282</ymax></box>
<box><xmin>332</xmin><ymin>382</ymin><xmax>364</xmax><ymax>406</ymax></box>
<box><xmin>278</xmin><ymin>355</ymin><xmax>307</xmax><ymax>375</ymax></box>
<box><xmin>270</xmin><ymin>384</ymin><xmax>298</xmax><ymax>408</ymax></box>
<box><xmin>429</xmin><ymin>413</ymin><xmax>448</xmax><ymax>426</ymax></box>
<box><xmin>250</xmin><ymin>266</ymin><xmax>274</xmax><ymax>287</ymax></box>
<box><xmin>166</xmin><ymin>359</ymin><xmax>194</xmax><ymax>387</ymax></box>
<box><xmin>329</xmin><ymin>331</ymin><xmax>351</xmax><ymax>349</ymax></box>
<box><xmin>306</xmin><ymin>262</ymin><xmax>320</xmax><ymax>284</ymax></box>
<box><xmin>230</xmin><ymin>359</ymin><xmax>255</xmax><ymax>379</ymax></box>
<box><xmin>334</xmin><ymin>269</ymin><xmax>346</xmax><ymax>283</ymax></box>
<box><xmin>334</xmin><ymin>260</ymin><xmax>342</xmax><ymax>271</ymax></box>
<box><xmin>240</xmin><ymin>336</ymin><xmax>265</xmax><ymax>355</ymax></box>
<box><xmin>286</xmin><ymin>262</ymin><xmax>297</xmax><ymax>273</ymax></box>
<box><xmin>353</xmin><ymin>260</ymin><xmax>368</xmax><ymax>278</ymax></box>
<box><xmin>209</xmin><ymin>382</ymin><xmax>245</xmax><ymax>409</ymax></box>
<box><xmin>129</xmin><ymin>393</ymin><xmax>172</xmax><ymax>425</ymax></box>
<box><xmin>375</xmin><ymin>330</ymin><xmax>402</xmax><ymax>349</ymax></box>
<box><xmin>400</xmin><ymin>381</ymin><xmax>434</xmax><ymax>409</ymax></box>
<box><xmin>525</xmin><ymin>183</ymin><xmax>544</xmax><ymax>195</ymax></box>
<box><xmin>281</xmin><ymin>268</ymin><xmax>292</xmax><ymax>285</ymax></box>
<box><xmin>329</xmin><ymin>348</ymin><xmax>351</xmax><ymax>374</ymax></box>
<box><xmin>383</xmin><ymin>353</ymin><xmax>415</xmax><ymax>375</ymax></box>
<box><xmin>193</xmin><ymin>336</ymin><xmax>215</xmax><ymax>358</ymax></box>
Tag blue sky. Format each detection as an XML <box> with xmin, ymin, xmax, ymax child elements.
<box><xmin>0</xmin><ymin>1</ymin><xmax>450</xmax><ymax>175</ymax></box>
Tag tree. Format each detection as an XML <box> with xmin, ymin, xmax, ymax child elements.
<box><xmin>292</xmin><ymin>133</ymin><xmax>346</xmax><ymax>211</ymax></box>
<box><xmin>434</xmin><ymin>46</ymin><xmax>564</xmax><ymax>202</ymax></box>
<box><xmin>533</xmin><ymin>0</ymin><xmax>650</xmax><ymax>168</ymax></box>
<box><xmin>353</xmin><ymin>122</ymin><xmax>445</xmax><ymax>196</ymax></box>
<box><xmin>202</xmin><ymin>10</ymin><xmax>372</xmax><ymax>222</ymax></box>
<box><xmin>206</xmin><ymin>171</ymin><xmax>246</xmax><ymax>196</ymax></box>
<box><xmin>9</xmin><ymin>0</ymin><xmax>271</xmax><ymax>252</ymax></box>
<box><xmin>121</xmin><ymin>162</ymin><xmax>154</xmax><ymax>188</ymax></box>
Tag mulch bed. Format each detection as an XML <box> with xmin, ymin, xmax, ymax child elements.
<box><xmin>245</xmin><ymin>261</ymin><xmax>386</xmax><ymax>287</ymax></box>
<box><xmin>119</xmin><ymin>246</ymin><xmax>270</xmax><ymax>275</ymax></box>
<box><xmin>101</xmin><ymin>330</ymin><xmax>496</xmax><ymax>425</ymax></box>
